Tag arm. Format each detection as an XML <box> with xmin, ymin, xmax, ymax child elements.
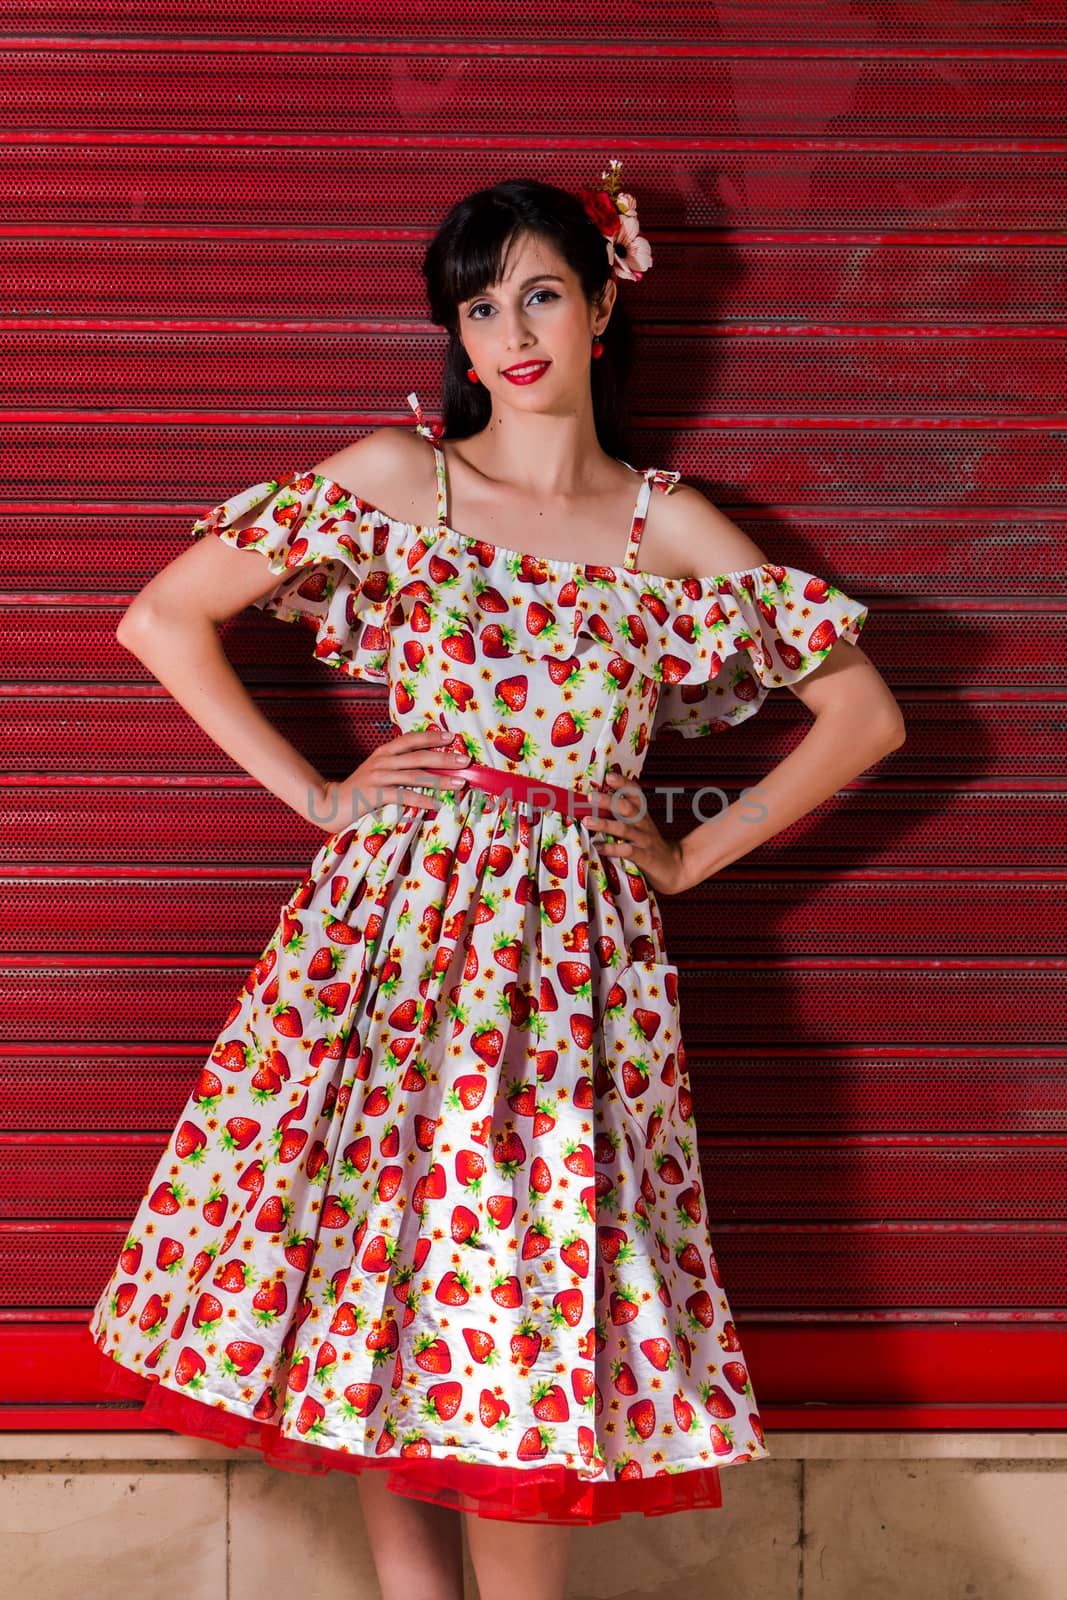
<box><xmin>117</xmin><ymin>508</ymin><xmax>334</xmax><ymax>828</ymax></box>
<box><xmin>677</xmin><ymin>637</ymin><xmax>905</xmax><ymax>889</ymax></box>
<box><xmin>596</xmin><ymin>485</ymin><xmax>906</xmax><ymax>891</ymax></box>
<box><xmin>117</xmin><ymin>432</ymin><xmax>398</xmax><ymax>829</ymax></box>
<box><xmin>670</xmin><ymin>487</ymin><xmax>905</xmax><ymax>888</ymax></box>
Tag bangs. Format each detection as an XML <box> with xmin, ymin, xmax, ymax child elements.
<box><xmin>442</xmin><ymin>217</ymin><xmax>556</xmax><ymax>310</ymax></box>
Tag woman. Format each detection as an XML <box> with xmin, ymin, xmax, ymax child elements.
<box><xmin>87</xmin><ymin>166</ymin><xmax>904</xmax><ymax>1600</ymax></box>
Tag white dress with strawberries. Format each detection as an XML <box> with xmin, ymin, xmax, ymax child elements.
<box><xmin>86</xmin><ymin>393</ymin><xmax>869</xmax><ymax>1523</ymax></box>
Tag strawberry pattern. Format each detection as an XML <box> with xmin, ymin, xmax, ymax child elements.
<box><xmin>86</xmin><ymin>393</ymin><xmax>869</xmax><ymax>1523</ymax></box>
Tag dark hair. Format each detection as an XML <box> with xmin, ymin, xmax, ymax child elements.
<box><xmin>419</xmin><ymin>177</ymin><xmax>634</xmax><ymax>458</ymax></box>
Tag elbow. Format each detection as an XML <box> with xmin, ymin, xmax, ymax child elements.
<box><xmin>115</xmin><ymin>602</ymin><xmax>156</xmax><ymax>656</ymax></box>
<box><xmin>813</xmin><ymin>699</ymin><xmax>906</xmax><ymax>755</ymax></box>
<box><xmin>881</xmin><ymin>711</ymin><xmax>907</xmax><ymax>751</ymax></box>
<box><xmin>867</xmin><ymin>687</ymin><xmax>907</xmax><ymax>753</ymax></box>
<box><xmin>117</xmin><ymin>599</ymin><xmax>214</xmax><ymax>658</ymax></box>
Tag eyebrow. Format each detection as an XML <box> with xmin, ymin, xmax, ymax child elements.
<box><xmin>466</xmin><ymin>274</ymin><xmax>565</xmax><ymax>301</ymax></box>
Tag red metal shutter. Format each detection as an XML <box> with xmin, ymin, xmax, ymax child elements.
<box><xmin>2</xmin><ymin>7</ymin><xmax>1065</xmax><ymax>1435</ymax></box>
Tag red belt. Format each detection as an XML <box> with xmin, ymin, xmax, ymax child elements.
<box><xmin>421</xmin><ymin>761</ymin><xmax>611</xmax><ymax>824</ymax></box>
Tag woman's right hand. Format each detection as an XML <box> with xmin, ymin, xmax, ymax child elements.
<box><xmin>309</xmin><ymin>724</ymin><xmax>473</xmax><ymax>832</ymax></box>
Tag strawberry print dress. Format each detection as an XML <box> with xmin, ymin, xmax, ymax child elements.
<box><xmin>86</xmin><ymin>391</ymin><xmax>870</xmax><ymax>1524</ymax></box>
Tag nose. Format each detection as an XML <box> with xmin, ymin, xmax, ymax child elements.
<box><xmin>498</xmin><ymin>313</ymin><xmax>536</xmax><ymax>347</ymax></box>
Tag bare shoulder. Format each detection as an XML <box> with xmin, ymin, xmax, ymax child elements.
<box><xmin>308</xmin><ymin>427</ymin><xmax>433</xmax><ymax>522</ymax></box>
<box><xmin>645</xmin><ymin>479</ymin><xmax>770</xmax><ymax>580</ymax></box>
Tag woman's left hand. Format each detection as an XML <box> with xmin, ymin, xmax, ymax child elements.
<box><xmin>587</xmin><ymin>772</ymin><xmax>690</xmax><ymax>896</ymax></box>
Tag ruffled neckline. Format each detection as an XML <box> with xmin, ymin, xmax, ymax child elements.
<box><xmin>314</xmin><ymin>472</ymin><xmax>762</xmax><ymax>592</ymax></box>
<box><xmin>192</xmin><ymin>465</ymin><xmax>872</xmax><ymax>739</ymax></box>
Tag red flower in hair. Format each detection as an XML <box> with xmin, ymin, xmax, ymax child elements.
<box><xmin>579</xmin><ymin>187</ymin><xmax>623</xmax><ymax>237</ymax></box>
<box><xmin>577</xmin><ymin>157</ymin><xmax>653</xmax><ymax>283</ymax></box>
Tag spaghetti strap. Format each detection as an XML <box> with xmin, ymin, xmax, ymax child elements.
<box><xmin>620</xmin><ymin>461</ymin><xmax>683</xmax><ymax>572</ymax></box>
<box><xmin>406</xmin><ymin>392</ymin><xmax>449</xmax><ymax>527</ymax></box>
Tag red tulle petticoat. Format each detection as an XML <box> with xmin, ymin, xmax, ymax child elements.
<box><xmin>84</xmin><ymin>1326</ymin><xmax>723</xmax><ymax>1524</ymax></box>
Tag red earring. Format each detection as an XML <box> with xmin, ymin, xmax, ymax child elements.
<box><xmin>466</xmin><ymin>367</ymin><xmax>479</xmax><ymax>383</ymax></box>
<box><xmin>591</xmin><ymin>336</ymin><xmax>604</xmax><ymax>360</ymax></box>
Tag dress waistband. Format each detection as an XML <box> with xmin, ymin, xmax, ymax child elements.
<box><xmin>421</xmin><ymin>760</ymin><xmax>612</xmax><ymax>824</ymax></box>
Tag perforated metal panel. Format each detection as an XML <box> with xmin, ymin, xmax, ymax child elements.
<box><xmin>3</xmin><ymin>4</ymin><xmax>1066</xmax><ymax>1434</ymax></box>
<box><xmin>8</xmin><ymin>327</ymin><xmax>1067</xmax><ymax>415</ymax></box>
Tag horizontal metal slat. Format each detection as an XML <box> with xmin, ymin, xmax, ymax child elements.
<box><xmin>0</xmin><ymin>872</ymin><xmax>1061</xmax><ymax>957</ymax></box>
<box><xmin>1</xmin><ymin>47</ymin><xmax>1067</xmax><ymax>137</ymax></box>
<box><xmin>10</xmin><ymin>1223</ymin><xmax>1067</xmax><ymax>1313</ymax></box>
<box><xmin>3</xmin><ymin>146</ymin><xmax>1067</xmax><ymax>230</ymax></box>
<box><xmin>6</xmin><ymin>240</ymin><xmax>1067</xmax><ymax>327</ymax></box>
<box><xmin>4</xmin><ymin>1047</ymin><xmax>1064</xmax><ymax>1136</ymax></box>
<box><xmin>1</xmin><ymin>961</ymin><xmax>1062</xmax><ymax>1044</ymax></box>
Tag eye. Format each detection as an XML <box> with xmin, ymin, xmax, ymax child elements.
<box><xmin>467</xmin><ymin>289</ymin><xmax>558</xmax><ymax>320</ymax></box>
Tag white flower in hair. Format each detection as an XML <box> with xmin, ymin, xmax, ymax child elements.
<box><xmin>577</xmin><ymin>158</ymin><xmax>654</xmax><ymax>282</ymax></box>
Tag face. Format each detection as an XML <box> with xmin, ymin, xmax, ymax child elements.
<box><xmin>457</xmin><ymin>231</ymin><xmax>615</xmax><ymax>409</ymax></box>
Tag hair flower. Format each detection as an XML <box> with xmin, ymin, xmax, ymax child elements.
<box><xmin>577</xmin><ymin>157</ymin><xmax>654</xmax><ymax>282</ymax></box>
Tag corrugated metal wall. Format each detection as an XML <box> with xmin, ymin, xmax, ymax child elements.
<box><xmin>4</xmin><ymin>4</ymin><xmax>1066</xmax><ymax>1432</ymax></box>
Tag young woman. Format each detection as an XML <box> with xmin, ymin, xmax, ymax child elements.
<box><xmin>86</xmin><ymin>165</ymin><xmax>904</xmax><ymax>1600</ymax></box>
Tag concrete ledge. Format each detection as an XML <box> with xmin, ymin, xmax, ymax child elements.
<box><xmin>4</xmin><ymin>1429</ymin><xmax>1067</xmax><ymax>1463</ymax></box>
<box><xmin>5</xmin><ymin>1435</ymin><xmax>1066</xmax><ymax>1599</ymax></box>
